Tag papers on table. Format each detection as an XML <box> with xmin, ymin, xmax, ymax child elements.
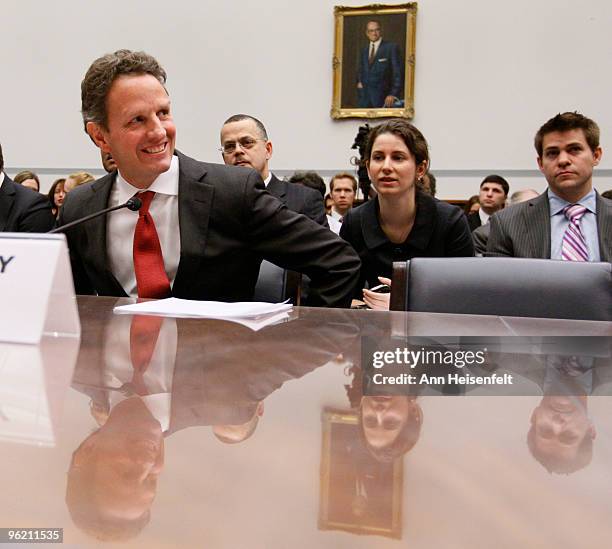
<box><xmin>113</xmin><ymin>298</ymin><xmax>292</xmax><ymax>331</ymax></box>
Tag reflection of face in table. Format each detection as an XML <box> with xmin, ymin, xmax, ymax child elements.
<box><xmin>3</xmin><ymin>297</ymin><xmax>611</xmax><ymax>547</ymax></box>
<box><xmin>360</xmin><ymin>396</ymin><xmax>422</xmax><ymax>462</ymax></box>
<box><xmin>66</xmin><ymin>397</ymin><xmax>164</xmax><ymax>541</ymax></box>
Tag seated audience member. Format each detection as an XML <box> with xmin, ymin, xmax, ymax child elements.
<box><xmin>0</xmin><ymin>143</ymin><xmax>54</xmax><ymax>232</ymax></box>
<box><xmin>488</xmin><ymin>112</ymin><xmax>612</xmax><ymax>261</ymax></box>
<box><xmin>48</xmin><ymin>178</ymin><xmax>66</xmax><ymax>218</ymax></box>
<box><xmin>472</xmin><ymin>188</ymin><xmax>539</xmax><ymax>255</ymax></box>
<box><xmin>324</xmin><ymin>193</ymin><xmax>333</xmax><ymax>215</ymax></box>
<box><xmin>100</xmin><ymin>150</ymin><xmax>117</xmax><ymax>173</ymax></box>
<box><xmin>59</xmin><ymin>50</ymin><xmax>359</xmax><ymax>306</ymax></box>
<box><xmin>340</xmin><ymin>119</ymin><xmax>474</xmax><ymax>310</ymax></box>
<box><xmin>466</xmin><ymin>174</ymin><xmax>509</xmax><ymax>231</ymax></box>
<box><xmin>417</xmin><ymin>170</ymin><xmax>436</xmax><ymax>197</ymax></box>
<box><xmin>220</xmin><ymin>114</ymin><xmax>327</xmax><ymax>227</ymax></box>
<box><xmin>601</xmin><ymin>189</ymin><xmax>612</xmax><ymax>200</ymax></box>
<box><xmin>327</xmin><ymin>173</ymin><xmax>358</xmax><ymax>234</ymax></box>
<box><xmin>64</xmin><ymin>171</ymin><xmax>95</xmax><ymax>193</ymax></box>
<box><xmin>465</xmin><ymin>194</ymin><xmax>480</xmax><ymax>215</ymax></box>
<box><xmin>329</xmin><ymin>173</ymin><xmax>358</xmax><ymax>221</ymax></box>
<box><xmin>289</xmin><ymin>171</ymin><xmax>326</xmax><ymax>198</ymax></box>
<box><xmin>14</xmin><ymin>170</ymin><xmax>41</xmax><ymax>192</ymax></box>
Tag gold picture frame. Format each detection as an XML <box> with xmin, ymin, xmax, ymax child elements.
<box><xmin>318</xmin><ymin>408</ymin><xmax>403</xmax><ymax>539</ymax></box>
<box><xmin>331</xmin><ymin>3</ymin><xmax>417</xmax><ymax>120</ymax></box>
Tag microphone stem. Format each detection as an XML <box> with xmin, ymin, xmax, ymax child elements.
<box><xmin>49</xmin><ymin>202</ymin><xmax>129</xmax><ymax>234</ymax></box>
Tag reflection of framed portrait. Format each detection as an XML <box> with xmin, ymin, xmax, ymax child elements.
<box><xmin>318</xmin><ymin>408</ymin><xmax>403</xmax><ymax>539</ymax></box>
<box><xmin>331</xmin><ymin>3</ymin><xmax>417</xmax><ymax>120</ymax></box>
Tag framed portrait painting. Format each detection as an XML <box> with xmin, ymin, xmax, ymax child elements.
<box><xmin>318</xmin><ymin>408</ymin><xmax>403</xmax><ymax>539</ymax></box>
<box><xmin>331</xmin><ymin>3</ymin><xmax>417</xmax><ymax>120</ymax></box>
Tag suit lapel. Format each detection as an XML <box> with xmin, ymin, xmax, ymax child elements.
<box><xmin>523</xmin><ymin>193</ymin><xmax>551</xmax><ymax>258</ymax></box>
<box><xmin>0</xmin><ymin>176</ymin><xmax>16</xmax><ymax>232</ymax></box>
<box><xmin>84</xmin><ymin>174</ymin><xmax>116</xmax><ymax>279</ymax></box>
<box><xmin>267</xmin><ymin>174</ymin><xmax>286</xmax><ymax>201</ymax></box>
<box><xmin>172</xmin><ymin>152</ymin><xmax>214</xmax><ymax>292</ymax></box>
<box><xmin>596</xmin><ymin>193</ymin><xmax>612</xmax><ymax>262</ymax></box>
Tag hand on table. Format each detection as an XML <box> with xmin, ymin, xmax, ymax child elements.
<box><xmin>362</xmin><ymin>277</ymin><xmax>392</xmax><ymax>310</ymax></box>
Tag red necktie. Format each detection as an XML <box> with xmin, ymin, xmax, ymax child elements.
<box><xmin>133</xmin><ymin>191</ymin><xmax>171</xmax><ymax>298</ymax></box>
<box><xmin>128</xmin><ymin>314</ymin><xmax>164</xmax><ymax>396</ymax></box>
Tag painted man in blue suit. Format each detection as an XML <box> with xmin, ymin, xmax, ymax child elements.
<box><xmin>356</xmin><ymin>20</ymin><xmax>403</xmax><ymax>108</ymax></box>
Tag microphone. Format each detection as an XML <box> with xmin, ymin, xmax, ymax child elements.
<box><xmin>49</xmin><ymin>196</ymin><xmax>142</xmax><ymax>234</ymax></box>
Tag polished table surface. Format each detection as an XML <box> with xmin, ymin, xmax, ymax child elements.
<box><xmin>0</xmin><ymin>297</ymin><xmax>611</xmax><ymax>548</ymax></box>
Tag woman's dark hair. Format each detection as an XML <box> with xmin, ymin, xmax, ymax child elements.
<box><xmin>365</xmin><ymin>119</ymin><xmax>429</xmax><ymax>167</ymax></box>
<box><xmin>48</xmin><ymin>178</ymin><xmax>65</xmax><ymax>209</ymax></box>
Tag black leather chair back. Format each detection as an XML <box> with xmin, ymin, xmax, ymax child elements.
<box><xmin>390</xmin><ymin>257</ymin><xmax>612</xmax><ymax>321</ymax></box>
<box><xmin>253</xmin><ymin>260</ymin><xmax>301</xmax><ymax>305</ymax></box>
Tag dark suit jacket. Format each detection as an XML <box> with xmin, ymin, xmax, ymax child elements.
<box><xmin>268</xmin><ymin>174</ymin><xmax>328</xmax><ymax>227</ymax></box>
<box><xmin>58</xmin><ymin>152</ymin><xmax>360</xmax><ymax>307</ymax></box>
<box><xmin>487</xmin><ymin>190</ymin><xmax>612</xmax><ymax>261</ymax></box>
<box><xmin>0</xmin><ymin>174</ymin><xmax>55</xmax><ymax>232</ymax></box>
<box><xmin>472</xmin><ymin>223</ymin><xmax>490</xmax><ymax>255</ymax></box>
<box><xmin>466</xmin><ymin>211</ymin><xmax>481</xmax><ymax>232</ymax></box>
<box><xmin>340</xmin><ymin>191</ymin><xmax>474</xmax><ymax>294</ymax></box>
<box><xmin>357</xmin><ymin>40</ymin><xmax>403</xmax><ymax>108</ymax></box>
<box><xmin>71</xmin><ymin>304</ymin><xmax>359</xmax><ymax>433</ymax></box>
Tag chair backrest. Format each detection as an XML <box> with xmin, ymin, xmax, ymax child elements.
<box><xmin>253</xmin><ymin>260</ymin><xmax>302</xmax><ymax>305</ymax></box>
<box><xmin>390</xmin><ymin>257</ymin><xmax>612</xmax><ymax>321</ymax></box>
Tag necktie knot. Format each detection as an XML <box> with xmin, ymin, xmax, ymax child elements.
<box><xmin>137</xmin><ymin>191</ymin><xmax>155</xmax><ymax>216</ymax></box>
<box><xmin>563</xmin><ymin>203</ymin><xmax>586</xmax><ymax>223</ymax></box>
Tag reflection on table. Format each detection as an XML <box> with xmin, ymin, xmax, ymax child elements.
<box><xmin>0</xmin><ymin>296</ymin><xmax>610</xmax><ymax>548</ymax></box>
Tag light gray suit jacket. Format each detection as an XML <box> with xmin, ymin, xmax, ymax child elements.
<box><xmin>487</xmin><ymin>190</ymin><xmax>612</xmax><ymax>261</ymax></box>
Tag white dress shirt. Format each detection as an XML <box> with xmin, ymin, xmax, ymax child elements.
<box><xmin>478</xmin><ymin>208</ymin><xmax>491</xmax><ymax>226</ymax></box>
<box><xmin>107</xmin><ymin>155</ymin><xmax>181</xmax><ymax>297</ymax></box>
<box><xmin>104</xmin><ymin>315</ymin><xmax>177</xmax><ymax>432</ymax></box>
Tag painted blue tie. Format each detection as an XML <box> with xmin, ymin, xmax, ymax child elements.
<box><xmin>561</xmin><ymin>204</ymin><xmax>589</xmax><ymax>262</ymax></box>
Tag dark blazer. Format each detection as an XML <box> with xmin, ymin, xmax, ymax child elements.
<box><xmin>267</xmin><ymin>174</ymin><xmax>328</xmax><ymax>228</ymax></box>
<box><xmin>466</xmin><ymin>211</ymin><xmax>481</xmax><ymax>232</ymax></box>
<box><xmin>58</xmin><ymin>152</ymin><xmax>360</xmax><ymax>307</ymax></box>
<box><xmin>471</xmin><ymin>223</ymin><xmax>490</xmax><ymax>255</ymax></box>
<box><xmin>356</xmin><ymin>40</ymin><xmax>403</xmax><ymax>108</ymax></box>
<box><xmin>487</xmin><ymin>190</ymin><xmax>612</xmax><ymax>261</ymax></box>
<box><xmin>340</xmin><ymin>191</ymin><xmax>474</xmax><ymax>294</ymax></box>
<box><xmin>0</xmin><ymin>174</ymin><xmax>55</xmax><ymax>232</ymax></box>
<box><xmin>71</xmin><ymin>305</ymin><xmax>359</xmax><ymax>433</ymax></box>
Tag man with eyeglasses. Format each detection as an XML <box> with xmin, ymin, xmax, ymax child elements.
<box><xmin>220</xmin><ymin>114</ymin><xmax>328</xmax><ymax>227</ymax></box>
<box><xmin>59</xmin><ymin>50</ymin><xmax>360</xmax><ymax>307</ymax></box>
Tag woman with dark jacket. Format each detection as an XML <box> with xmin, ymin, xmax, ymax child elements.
<box><xmin>340</xmin><ymin>119</ymin><xmax>474</xmax><ymax>309</ymax></box>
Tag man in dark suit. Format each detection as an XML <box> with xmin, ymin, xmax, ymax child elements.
<box><xmin>466</xmin><ymin>174</ymin><xmax>509</xmax><ymax>232</ymax></box>
<box><xmin>220</xmin><ymin>113</ymin><xmax>327</xmax><ymax>227</ymax></box>
<box><xmin>488</xmin><ymin>112</ymin><xmax>612</xmax><ymax>261</ymax></box>
<box><xmin>356</xmin><ymin>20</ymin><xmax>403</xmax><ymax>109</ymax></box>
<box><xmin>59</xmin><ymin>50</ymin><xmax>359</xmax><ymax>306</ymax></box>
<box><xmin>0</xmin><ymin>143</ymin><xmax>54</xmax><ymax>232</ymax></box>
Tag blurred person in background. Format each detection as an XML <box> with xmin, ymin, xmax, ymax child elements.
<box><xmin>14</xmin><ymin>169</ymin><xmax>41</xmax><ymax>192</ymax></box>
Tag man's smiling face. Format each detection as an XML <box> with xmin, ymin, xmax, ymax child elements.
<box><xmin>87</xmin><ymin>73</ymin><xmax>176</xmax><ymax>189</ymax></box>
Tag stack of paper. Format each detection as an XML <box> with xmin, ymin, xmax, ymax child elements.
<box><xmin>113</xmin><ymin>298</ymin><xmax>292</xmax><ymax>331</ymax></box>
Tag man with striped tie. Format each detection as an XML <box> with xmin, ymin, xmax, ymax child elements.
<box><xmin>487</xmin><ymin>112</ymin><xmax>612</xmax><ymax>261</ymax></box>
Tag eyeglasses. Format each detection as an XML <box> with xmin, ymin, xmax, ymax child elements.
<box><xmin>219</xmin><ymin>137</ymin><xmax>265</xmax><ymax>154</ymax></box>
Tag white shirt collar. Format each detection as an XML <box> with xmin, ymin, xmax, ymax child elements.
<box><xmin>263</xmin><ymin>173</ymin><xmax>272</xmax><ymax>187</ymax></box>
<box><xmin>371</xmin><ymin>38</ymin><xmax>382</xmax><ymax>49</ymax></box>
<box><xmin>478</xmin><ymin>208</ymin><xmax>490</xmax><ymax>225</ymax></box>
<box><xmin>0</xmin><ymin>172</ymin><xmax>5</xmax><ymax>187</ymax></box>
<box><xmin>115</xmin><ymin>155</ymin><xmax>179</xmax><ymax>203</ymax></box>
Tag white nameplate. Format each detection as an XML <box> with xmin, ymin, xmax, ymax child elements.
<box><xmin>0</xmin><ymin>233</ymin><xmax>81</xmax><ymax>344</ymax></box>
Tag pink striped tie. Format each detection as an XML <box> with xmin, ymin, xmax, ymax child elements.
<box><xmin>561</xmin><ymin>204</ymin><xmax>589</xmax><ymax>262</ymax></box>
